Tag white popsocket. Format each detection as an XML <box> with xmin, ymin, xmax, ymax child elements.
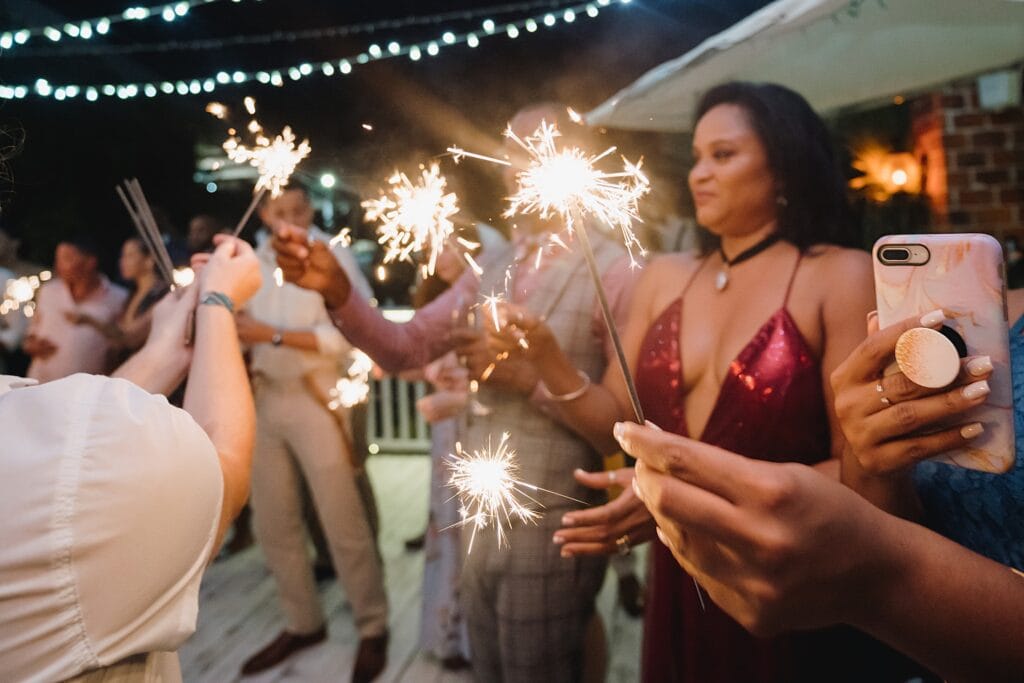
<box><xmin>895</xmin><ymin>327</ymin><xmax>961</xmax><ymax>389</ymax></box>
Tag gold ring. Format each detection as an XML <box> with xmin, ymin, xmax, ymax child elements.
<box><xmin>615</xmin><ymin>534</ymin><xmax>631</xmax><ymax>556</ymax></box>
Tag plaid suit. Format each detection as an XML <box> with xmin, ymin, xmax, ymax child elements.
<box><xmin>461</xmin><ymin>233</ymin><xmax>622</xmax><ymax>682</ymax></box>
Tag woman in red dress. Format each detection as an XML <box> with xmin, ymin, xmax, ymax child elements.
<box><xmin>496</xmin><ymin>82</ymin><xmax>935</xmax><ymax>681</ymax></box>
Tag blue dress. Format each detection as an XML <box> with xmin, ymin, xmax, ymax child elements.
<box><xmin>913</xmin><ymin>315</ymin><xmax>1024</xmax><ymax>570</ymax></box>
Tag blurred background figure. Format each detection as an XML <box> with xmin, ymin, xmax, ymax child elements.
<box><xmin>65</xmin><ymin>237</ymin><xmax>169</xmax><ymax>367</ymax></box>
<box><xmin>188</xmin><ymin>214</ymin><xmax>228</xmax><ymax>255</ymax></box>
<box><xmin>0</xmin><ymin>230</ymin><xmax>30</xmax><ymax>376</ymax></box>
<box><xmin>23</xmin><ymin>237</ymin><xmax>127</xmax><ymax>383</ymax></box>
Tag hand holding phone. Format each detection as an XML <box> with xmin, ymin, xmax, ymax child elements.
<box><xmin>874</xmin><ymin>233</ymin><xmax>1014</xmax><ymax>473</ymax></box>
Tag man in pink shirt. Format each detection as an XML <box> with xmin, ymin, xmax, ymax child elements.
<box><xmin>274</xmin><ymin>104</ymin><xmax>639</xmax><ymax>683</ymax></box>
<box><xmin>24</xmin><ymin>239</ymin><xmax>128</xmax><ymax>382</ymax></box>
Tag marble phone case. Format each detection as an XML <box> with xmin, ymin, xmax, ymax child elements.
<box><xmin>873</xmin><ymin>233</ymin><xmax>1014</xmax><ymax>473</ymax></box>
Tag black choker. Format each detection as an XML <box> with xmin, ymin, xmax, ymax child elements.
<box><xmin>715</xmin><ymin>233</ymin><xmax>782</xmax><ymax>291</ymax></box>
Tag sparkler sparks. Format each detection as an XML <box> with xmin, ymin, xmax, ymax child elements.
<box><xmin>449</xmin><ymin>120</ymin><xmax>650</xmax><ymax>267</ymax></box>
<box><xmin>362</xmin><ymin>163</ymin><xmax>459</xmax><ymax>276</ymax></box>
<box><xmin>449</xmin><ymin>119</ymin><xmax>650</xmax><ymax>423</ymax></box>
<box><xmin>224</xmin><ymin>124</ymin><xmax>311</xmax><ymax>198</ymax></box>
<box><xmin>328</xmin><ymin>349</ymin><xmax>373</xmax><ymax>409</ymax></box>
<box><xmin>447</xmin><ymin>432</ymin><xmax>587</xmax><ymax>552</ymax></box>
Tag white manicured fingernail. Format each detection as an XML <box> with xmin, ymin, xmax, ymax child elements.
<box><xmin>920</xmin><ymin>309</ymin><xmax>945</xmax><ymax>327</ymax></box>
<box><xmin>966</xmin><ymin>356</ymin><xmax>993</xmax><ymax>376</ymax></box>
<box><xmin>656</xmin><ymin>527</ymin><xmax>672</xmax><ymax>549</ymax></box>
<box><xmin>960</xmin><ymin>422</ymin><xmax>984</xmax><ymax>439</ymax></box>
<box><xmin>613</xmin><ymin>422</ymin><xmax>628</xmax><ymax>445</ymax></box>
<box><xmin>644</xmin><ymin>420</ymin><xmax>663</xmax><ymax>431</ymax></box>
<box><xmin>552</xmin><ymin>535</ymin><xmax>565</xmax><ymax>545</ymax></box>
<box><xmin>962</xmin><ymin>380</ymin><xmax>990</xmax><ymax>400</ymax></box>
<box><xmin>632</xmin><ymin>476</ymin><xmax>644</xmax><ymax>501</ymax></box>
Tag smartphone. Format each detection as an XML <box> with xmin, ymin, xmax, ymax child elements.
<box><xmin>873</xmin><ymin>233</ymin><xmax>1014</xmax><ymax>473</ymax></box>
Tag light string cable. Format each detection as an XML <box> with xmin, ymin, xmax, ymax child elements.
<box><xmin>0</xmin><ymin>0</ymin><xmax>260</xmax><ymax>51</ymax></box>
<box><xmin>1</xmin><ymin>0</ymin><xmax>629</xmax><ymax>101</ymax></box>
<box><xmin>8</xmin><ymin>0</ymin><xmax>586</xmax><ymax>58</ymax></box>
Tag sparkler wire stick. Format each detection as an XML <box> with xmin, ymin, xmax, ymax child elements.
<box><xmin>232</xmin><ymin>187</ymin><xmax>266</xmax><ymax>237</ymax></box>
<box><xmin>115</xmin><ymin>182</ymin><xmax>175</xmax><ymax>286</ymax></box>
<box><xmin>126</xmin><ymin>180</ymin><xmax>176</xmax><ymax>283</ymax></box>
<box><xmin>571</xmin><ymin>208</ymin><xmax>644</xmax><ymax>423</ymax></box>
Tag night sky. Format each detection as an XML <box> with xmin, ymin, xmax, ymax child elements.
<box><xmin>0</xmin><ymin>0</ymin><xmax>771</xmax><ymax>269</ymax></box>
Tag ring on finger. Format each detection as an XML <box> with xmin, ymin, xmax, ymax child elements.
<box><xmin>876</xmin><ymin>381</ymin><xmax>892</xmax><ymax>407</ymax></box>
<box><xmin>615</xmin><ymin>534</ymin><xmax>631</xmax><ymax>556</ymax></box>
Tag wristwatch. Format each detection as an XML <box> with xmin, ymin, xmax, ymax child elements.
<box><xmin>271</xmin><ymin>330</ymin><xmax>283</xmax><ymax>347</ymax></box>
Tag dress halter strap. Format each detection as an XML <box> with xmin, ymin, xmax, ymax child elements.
<box><xmin>680</xmin><ymin>255</ymin><xmax>712</xmax><ymax>302</ymax></box>
<box><xmin>782</xmin><ymin>251</ymin><xmax>803</xmax><ymax>308</ymax></box>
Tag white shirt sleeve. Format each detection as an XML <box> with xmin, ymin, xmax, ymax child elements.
<box><xmin>0</xmin><ymin>374</ymin><xmax>223</xmax><ymax>683</ymax></box>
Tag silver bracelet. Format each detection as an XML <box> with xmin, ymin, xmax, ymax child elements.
<box><xmin>538</xmin><ymin>370</ymin><xmax>591</xmax><ymax>402</ymax></box>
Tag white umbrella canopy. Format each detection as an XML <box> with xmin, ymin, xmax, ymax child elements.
<box><xmin>587</xmin><ymin>0</ymin><xmax>1024</xmax><ymax>132</ymax></box>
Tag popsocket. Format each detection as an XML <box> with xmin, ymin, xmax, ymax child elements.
<box><xmin>895</xmin><ymin>326</ymin><xmax>962</xmax><ymax>388</ymax></box>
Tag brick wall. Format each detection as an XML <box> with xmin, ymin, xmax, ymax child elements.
<box><xmin>909</xmin><ymin>73</ymin><xmax>1024</xmax><ymax>241</ymax></box>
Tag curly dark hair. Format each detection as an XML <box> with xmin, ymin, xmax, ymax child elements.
<box><xmin>693</xmin><ymin>81</ymin><xmax>857</xmax><ymax>253</ymax></box>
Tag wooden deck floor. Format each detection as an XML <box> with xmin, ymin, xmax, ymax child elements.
<box><xmin>179</xmin><ymin>455</ymin><xmax>644</xmax><ymax>683</ymax></box>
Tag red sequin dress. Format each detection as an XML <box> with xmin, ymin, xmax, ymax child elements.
<box><xmin>635</xmin><ymin>255</ymin><xmax>935</xmax><ymax>683</ymax></box>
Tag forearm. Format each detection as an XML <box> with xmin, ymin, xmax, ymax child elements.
<box><xmin>327</xmin><ymin>281</ymin><xmax>460</xmax><ymax>372</ymax></box>
<box><xmin>854</xmin><ymin>514</ymin><xmax>1024</xmax><ymax>682</ymax></box>
<box><xmin>184</xmin><ymin>305</ymin><xmax>255</xmax><ymax>546</ymax></box>
<box><xmin>840</xmin><ymin>448</ymin><xmax>924</xmax><ymax>520</ymax></box>
<box><xmin>248</xmin><ymin>324</ymin><xmax>321</xmax><ymax>352</ymax></box>
<box><xmin>534</xmin><ymin>352</ymin><xmax>626</xmax><ymax>454</ymax></box>
<box><xmin>112</xmin><ymin>337</ymin><xmax>191</xmax><ymax>394</ymax></box>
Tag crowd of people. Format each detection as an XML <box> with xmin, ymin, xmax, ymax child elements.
<box><xmin>1</xmin><ymin>81</ymin><xmax>1023</xmax><ymax>683</ymax></box>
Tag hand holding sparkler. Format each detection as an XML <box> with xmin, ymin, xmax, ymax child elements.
<box><xmin>271</xmin><ymin>223</ymin><xmax>351</xmax><ymax>309</ymax></box>
<box><xmin>450</xmin><ymin>119</ymin><xmax>650</xmax><ymax>423</ymax></box>
<box><xmin>451</xmin><ymin>325</ymin><xmax>539</xmax><ymax>397</ymax></box>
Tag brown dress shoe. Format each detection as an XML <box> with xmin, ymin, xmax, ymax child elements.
<box><xmin>351</xmin><ymin>631</ymin><xmax>388</xmax><ymax>683</ymax></box>
<box><xmin>240</xmin><ymin>627</ymin><xmax>327</xmax><ymax>676</ymax></box>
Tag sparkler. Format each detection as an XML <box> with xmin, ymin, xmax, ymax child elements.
<box><xmin>328</xmin><ymin>349</ymin><xmax>373</xmax><ymax>409</ymax></box>
<box><xmin>447</xmin><ymin>432</ymin><xmax>588</xmax><ymax>553</ymax></box>
<box><xmin>362</xmin><ymin>163</ymin><xmax>459</xmax><ymax>276</ymax></box>
<box><xmin>116</xmin><ymin>179</ymin><xmax>177</xmax><ymax>287</ymax></box>
<box><xmin>215</xmin><ymin>98</ymin><xmax>311</xmax><ymax>236</ymax></box>
<box><xmin>450</xmin><ymin>120</ymin><xmax>650</xmax><ymax>422</ymax></box>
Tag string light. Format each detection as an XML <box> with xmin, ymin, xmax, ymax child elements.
<box><xmin>0</xmin><ymin>0</ymin><xmax>260</xmax><ymax>50</ymax></box>
<box><xmin>6</xmin><ymin>0</ymin><xmax>628</xmax><ymax>102</ymax></box>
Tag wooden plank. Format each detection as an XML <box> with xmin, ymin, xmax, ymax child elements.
<box><xmin>179</xmin><ymin>455</ymin><xmax>642</xmax><ymax>683</ymax></box>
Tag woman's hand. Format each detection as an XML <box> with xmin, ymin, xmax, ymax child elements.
<box><xmin>553</xmin><ymin>467</ymin><xmax>657</xmax><ymax>557</ymax></box>
<box><xmin>616</xmin><ymin>421</ymin><xmax>891</xmax><ymax>636</ymax></box>
<box><xmin>830</xmin><ymin>309</ymin><xmax>994</xmax><ymax>514</ymax></box>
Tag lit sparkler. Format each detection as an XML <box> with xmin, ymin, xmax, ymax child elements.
<box><xmin>217</xmin><ymin>97</ymin><xmax>311</xmax><ymax>236</ymax></box>
<box><xmin>362</xmin><ymin>163</ymin><xmax>459</xmax><ymax>276</ymax></box>
<box><xmin>447</xmin><ymin>431</ymin><xmax>587</xmax><ymax>553</ymax></box>
<box><xmin>328</xmin><ymin>348</ymin><xmax>373</xmax><ymax>409</ymax></box>
<box><xmin>449</xmin><ymin>120</ymin><xmax>650</xmax><ymax>422</ymax></box>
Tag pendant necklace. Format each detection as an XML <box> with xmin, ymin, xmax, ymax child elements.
<box><xmin>714</xmin><ymin>232</ymin><xmax>782</xmax><ymax>292</ymax></box>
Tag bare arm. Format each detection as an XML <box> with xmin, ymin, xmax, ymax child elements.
<box><xmin>112</xmin><ymin>288</ymin><xmax>195</xmax><ymax>394</ymax></box>
<box><xmin>273</xmin><ymin>222</ymin><xmax>472</xmax><ymax>372</ymax></box>
<box><xmin>184</xmin><ymin>237</ymin><xmax>263</xmax><ymax>549</ymax></box>
<box><xmin>814</xmin><ymin>248</ymin><xmax>875</xmax><ymax>471</ymax></box>
<box><xmin>523</xmin><ymin>255</ymin><xmax>684</xmax><ymax>454</ymax></box>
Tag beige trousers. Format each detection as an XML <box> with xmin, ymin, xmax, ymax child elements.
<box><xmin>251</xmin><ymin>378</ymin><xmax>388</xmax><ymax>637</ymax></box>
